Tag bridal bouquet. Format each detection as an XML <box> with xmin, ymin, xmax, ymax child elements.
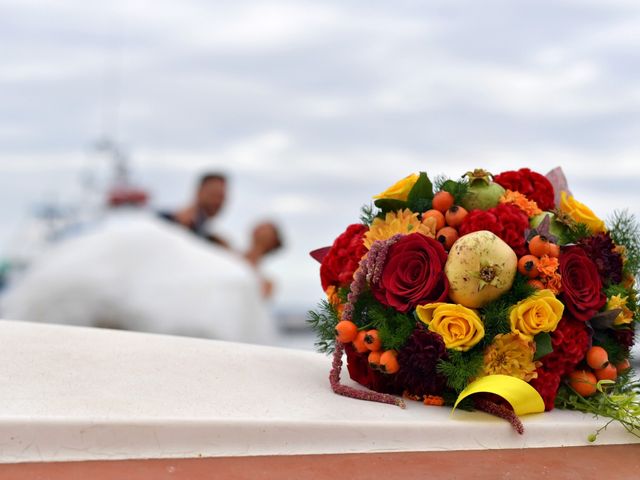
<box><xmin>309</xmin><ymin>168</ymin><xmax>639</xmax><ymax>437</ymax></box>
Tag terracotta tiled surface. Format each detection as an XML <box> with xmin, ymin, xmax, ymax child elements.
<box><xmin>2</xmin><ymin>445</ymin><xmax>639</xmax><ymax>480</ymax></box>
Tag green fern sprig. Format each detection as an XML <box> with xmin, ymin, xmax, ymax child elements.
<box><xmin>608</xmin><ymin>210</ymin><xmax>640</xmax><ymax>277</ymax></box>
<box><xmin>307</xmin><ymin>300</ymin><xmax>340</xmax><ymax>354</ymax></box>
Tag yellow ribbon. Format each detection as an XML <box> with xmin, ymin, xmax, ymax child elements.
<box><xmin>453</xmin><ymin>374</ymin><xmax>545</xmax><ymax>416</ymax></box>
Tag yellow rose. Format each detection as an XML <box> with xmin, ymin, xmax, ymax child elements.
<box><xmin>560</xmin><ymin>191</ymin><xmax>605</xmax><ymax>233</ymax></box>
<box><xmin>510</xmin><ymin>289</ymin><xmax>564</xmax><ymax>339</ymax></box>
<box><xmin>373</xmin><ymin>173</ymin><xmax>419</xmax><ymax>202</ymax></box>
<box><xmin>416</xmin><ymin>302</ymin><xmax>484</xmax><ymax>351</ymax></box>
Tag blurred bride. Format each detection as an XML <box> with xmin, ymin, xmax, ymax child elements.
<box><xmin>0</xmin><ymin>211</ymin><xmax>279</xmax><ymax>345</ymax></box>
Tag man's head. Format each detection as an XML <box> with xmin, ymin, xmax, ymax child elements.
<box><xmin>196</xmin><ymin>173</ymin><xmax>227</xmax><ymax>218</ymax></box>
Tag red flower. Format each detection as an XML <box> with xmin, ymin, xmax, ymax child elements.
<box><xmin>344</xmin><ymin>343</ymin><xmax>400</xmax><ymax>394</ymax></box>
<box><xmin>539</xmin><ymin>316</ymin><xmax>591</xmax><ymax>376</ymax></box>
<box><xmin>613</xmin><ymin>326</ymin><xmax>635</xmax><ymax>351</ymax></box>
<box><xmin>371</xmin><ymin>234</ymin><xmax>449</xmax><ymax>313</ymax></box>
<box><xmin>530</xmin><ymin>369</ymin><xmax>561</xmax><ymax>411</ymax></box>
<box><xmin>559</xmin><ymin>247</ymin><xmax>606</xmax><ymax>321</ymax></box>
<box><xmin>459</xmin><ymin>203</ymin><xmax>529</xmax><ymax>256</ymax></box>
<box><xmin>532</xmin><ymin>316</ymin><xmax>591</xmax><ymax>411</ymax></box>
<box><xmin>494</xmin><ymin>168</ymin><xmax>555</xmax><ymax>211</ymax></box>
<box><xmin>396</xmin><ymin>328</ymin><xmax>448</xmax><ymax>397</ymax></box>
<box><xmin>459</xmin><ymin>210</ymin><xmax>502</xmax><ymax>237</ymax></box>
<box><xmin>491</xmin><ymin>204</ymin><xmax>529</xmax><ymax>256</ymax></box>
<box><xmin>320</xmin><ymin>224</ymin><xmax>368</xmax><ymax>291</ymax></box>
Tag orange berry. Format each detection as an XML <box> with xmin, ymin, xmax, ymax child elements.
<box><xmin>364</xmin><ymin>329</ymin><xmax>382</xmax><ymax>351</ymax></box>
<box><xmin>422</xmin><ymin>209</ymin><xmax>445</xmax><ymax>231</ymax></box>
<box><xmin>615</xmin><ymin>358</ymin><xmax>631</xmax><ymax>374</ymax></box>
<box><xmin>595</xmin><ymin>363</ymin><xmax>617</xmax><ymax>382</ymax></box>
<box><xmin>518</xmin><ymin>255</ymin><xmax>540</xmax><ymax>278</ymax></box>
<box><xmin>528</xmin><ymin>235</ymin><xmax>552</xmax><ymax>257</ymax></box>
<box><xmin>379</xmin><ymin>350</ymin><xmax>400</xmax><ymax>374</ymax></box>
<box><xmin>445</xmin><ymin>206</ymin><xmax>468</xmax><ymax>228</ymax></box>
<box><xmin>335</xmin><ymin>320</ymin><xmax>358</xmax><ymax>343</ymax></box>
<box><xmin>432</xmin><ymin>191</ymin><xmax>455</xmax><ymax>213</ymax></box>
<box><xmin>436</xmin><ymin>226</ymin><xmax>459</xmax><ymax>250</ymax></box>
<box><xmin>586</xmin><ymin>346</ymin><xmax>609</xmax><ymax>370</ymax></box>
<box><xmin>567</xmin><ymin>370</ymin><xmax>598</xmax><ymax>397</ymax></box>
<box><xmin>547</xmin><ymin>243</ymin><xmax>560</xmax><ymax>258</ymax></box>
<box><xmin>368</xmin><ymin>351</ymin><xmax>382</xmax><ymax>369</ymax></box>
<box><xmin>527</xmin><ymin>279</ymin><xmax>545</xmax><ymax>290</ymax></box>
<box><xmin>352</xmin><ymin>330</ymin><xmax>369</xmax><ymax>353</ymax></box>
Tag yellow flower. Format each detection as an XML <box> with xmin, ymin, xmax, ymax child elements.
<box><xmin>510</xmin><ymin>289</ymin><xmax>564</xmax><ymax>339</ymax></box>
<box><xmin>373</xmin><ymin>173</ymin><xmax>419</xmax><ymax>201</ymax></box>
<box><xmin>416</xmin><ymin>302</ymin><xmax>484</xmax><ymax>351</ymax></box>
<box><xmin>560</xmin><ymin>191</ymin><xmax>606</xmax><ymax>233</ymax></box>
<box><xmin>607</xmin><ymin>294</ymin><xmax>634</xmax><ymax>326</ymax></box>
<box><xmin>364</xmin><ymin>208</ymin><xmax>436</xmax><ymax>249</ymax></box>
<box><xmin>481</xmin><ymin>332</ymin><xmax>540</xmax><ymax>382</ymax></box>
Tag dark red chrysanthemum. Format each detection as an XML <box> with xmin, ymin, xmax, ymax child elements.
<box><xmin>494</xmin><ymin>168</ymin><xmax>556</xmax><ymax>211</ymax></box>
<box><xmin>577</xmin><ymin>233</ymin><xmax>624</xmax><ymax>286</ymax></box>
<box><xmin>613</xmin><ymin>326</ymin><xmax>636</xmax><ymax>351</ymax></box>
<box><xmin>320</xmin><ymin>224</ymin><xmax>368</xmax><ymax>291</ymax></box>
<box><xmin>395</xmin><ymin>327</ymin><xmax>448</xmax><ymax>397</ymax></box>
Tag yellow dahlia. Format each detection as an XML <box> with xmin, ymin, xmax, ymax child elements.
<box><xmin>482</xmin><ymin>332</ymin><xmax>540</xmax><ymax>382</ymax></box>
<box><xmin>364</xmin><ymin>209</ymin><xmax>436</xmax><ymax>249</ymax></box>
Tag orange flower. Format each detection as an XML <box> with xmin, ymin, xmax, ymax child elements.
<box><xmin>544</xmin><ymin>272</ymin><xmax>562</xmax><ymax>295</ymax></box>
<box><xmin>325</xmin><ymin>285</ymin><xmax>345</xmax><ymax>317</ymax></box>
<box><xmin>499</xmin><ymin>190</ymin><xmax>542</xmax><ymax>217</ymax></box>
<box><xmin>537</xmin><ymin>255</ymin><xmax>559</xmax><ymax>277</ymax></box>
<box><xmin>481</xmin><ymin>332</ymin><xmax>541</xmax><ymax>382</ymax></box>
<box><xmin>423</xmin><ymin>395</ymin><xmax>445</xmax><ymax>406</ymax></box>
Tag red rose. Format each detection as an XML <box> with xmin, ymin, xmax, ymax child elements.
<box><xmin>459</xmin><ymin>204</ymin><xmax>529</xmax><ymax>256</ymax></box>
<box><xmin>320</xmin><ymin>224</ymin><xmax>368</xmax><ymax>291</ymax></box>
<box><xmin>494</xmin><ymin>168</ymin><xmax>555</xmax><ymax>211</ymax></box>
<box><xmin>559</xmin><ymin>247</ymin><xmax>606</xmax><ymax>321</ymax></box>
<box><xmin>371</xmin><ymin>234</ymin><xmax>449</xmax><ymax>313</ymax></box>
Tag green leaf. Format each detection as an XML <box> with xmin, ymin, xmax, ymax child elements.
<box><xmin>407</xmin><ymin>172</ymin><xmax>433</xmax><ymax>212</ymax></box>
<box><xmin>374</xmin><ymin>198</ymin><xmax>408</xmax><ymax>213</ymax></box>
<box><xmin>534</xmin><ymin>332</ymin><xmax>553</xmax><ymax>360</ymax></box>
<box><xmin>437</xmin><ymin>178</ymin><xmax>469</xmax><ymax>205</ymax></box>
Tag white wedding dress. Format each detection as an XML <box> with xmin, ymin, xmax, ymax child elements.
<box><xmin>0</xmin><ymin>212</ymin><xmax>276</xmax><ymax>344</ymax></box>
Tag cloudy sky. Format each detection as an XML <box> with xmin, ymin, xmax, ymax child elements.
<box><xmin>1</xmin><ymin>0</ymin><xmax>640</xmax><ymax>314</ymax></box>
